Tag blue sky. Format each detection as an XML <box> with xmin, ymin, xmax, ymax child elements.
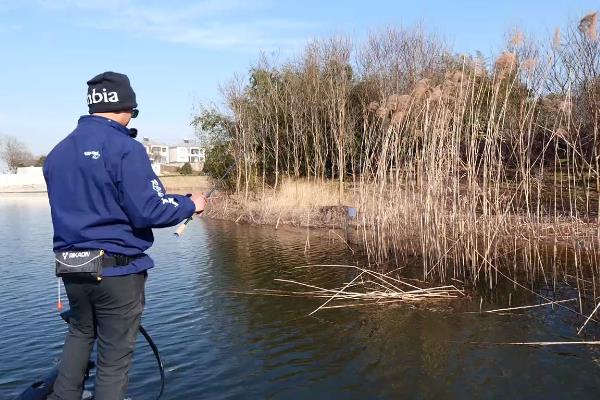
<box><xmin>0</xmin><ymin>0</ymin><xmax>597</xmax><ymax>154</ymax></box>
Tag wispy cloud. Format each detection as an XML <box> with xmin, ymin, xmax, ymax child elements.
<box><xmin>30</xmin><ymin>0</ymin><xmax>317</xmax><ymax>51</ymax></box>
<box><xmin>0</xmin><ymin>23</ymin><xmax>22</xmax><ymax>33</ymax></box>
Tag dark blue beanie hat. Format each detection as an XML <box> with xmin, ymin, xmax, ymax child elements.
<box><xmin>87</xmin><ymin>71</ymin><xmax>137</xmax><ymax>114</ymax></box>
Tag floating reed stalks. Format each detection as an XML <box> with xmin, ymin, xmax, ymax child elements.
<box><xmin>235</xmin><ymin>265</ymin><xmax>464</xmax><ymax>315</ymax></box>
<box><xmin>465</xmin><ymin>299</ymin><xmax>577</xmax><ymax>314</ymax></box>
<box><xmin>470</xmin><ymin>341</ymin><xmax>600</xmax><ymax>346</ymax></box>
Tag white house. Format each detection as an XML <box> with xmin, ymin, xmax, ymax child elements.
<box><xmin>141</xmin><ymin>138</ymin><xmax>169</xmax><ymax>164</ymax></box>
<box><xmin>138</xmin><ymin>137</ymin><xmax>205</xmax><ymax>174</ymax></box>
<box><xmin>168</xmin><ymin>139</ymin><xmax>205</xmax><ymax>164</ymax></box>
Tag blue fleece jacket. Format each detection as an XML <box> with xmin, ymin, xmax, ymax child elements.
<box><xmin>43</xmin><ymin>115</ymin><xmax>196</xmax><ymax>276</ymax></box>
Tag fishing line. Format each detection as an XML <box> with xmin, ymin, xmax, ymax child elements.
<box><xmin>175</xmin><ymin>162</ymin><xmax>236</xmax><ymax>237</ymax></box>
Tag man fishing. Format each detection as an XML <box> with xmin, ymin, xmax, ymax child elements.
<box><xmin>43</xmin><ymin>71</ymin><xmax>206</xmax><ymax>400</ymax></box>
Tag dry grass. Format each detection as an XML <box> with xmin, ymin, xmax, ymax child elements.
<box><xmin>208</xmin><ymin>179</ymin><xmax>354</xmax><ymax>227</ymax></box>
<box><xmin>161</xmin><ymin>175</ymin><xmax>210</xmax><ymax>193</ymax></box>
<box><xmin>272</xmin><ymin>179</ymin><xmax>343</xmax><ymax>209</ymax></box>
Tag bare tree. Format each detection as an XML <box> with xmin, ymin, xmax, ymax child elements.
<box><xmin>0</xmin><ymin>135</ymin><xmax>35</xmax><ymax>173</ymax></box>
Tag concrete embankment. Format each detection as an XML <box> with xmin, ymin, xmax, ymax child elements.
<box><xmin>0</xmin><ymin>167</ymin><xmax>210</xmax><ymax>194</ymax></box>
<box><xmin>0</xmin><ymin>167</ymin><xmax>47</xmax><ymax>193</ymax></box>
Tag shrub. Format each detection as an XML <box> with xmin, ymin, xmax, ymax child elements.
<box><xmin>203</xmin><ymin>141</ymin><xmax>236</xmax><ymax>189</ymax></box>
<box><xmin>179</xmin><ymin>162</ymin><xmax>193</xmax><ymax>175</ymax></box>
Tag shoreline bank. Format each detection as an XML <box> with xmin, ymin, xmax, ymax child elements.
<box><xmin>0</xmin><ymin>174</ymin><xmax>211</xmax><ymax>194</ymax></box>
<box><xmin>202</xmin><ymin>179</ymin><xmax>600</xmax><ymax>296</ymax></box>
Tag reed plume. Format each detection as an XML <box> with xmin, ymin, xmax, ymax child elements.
<box><xmin>579</xmin><ymin>12</ymin><xmax>598</xmax><ymax>41</ymax></box>
<box><xmin>510</xmin><ymin>29</ymin><xmax>524</xmax><ymax>47</ymax></box>
<box><xmin>494</xmin><ymin>51</ymin><xmax>516</xmax><ymax>79</ymax></box>
<box><xmin>520</xmin><ymin>58</ymin><xmax>537</xmax><ymax>76</ymax></box>
<box><xmin>552</xmin><ymin>27</ymin><xmax>561</xmax><ymax>48</ymax></box>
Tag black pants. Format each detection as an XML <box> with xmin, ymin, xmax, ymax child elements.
<box><xmin>49</xmin><ymin>273</ymin><xmax>146</xmax><ymax>400</ymax></box>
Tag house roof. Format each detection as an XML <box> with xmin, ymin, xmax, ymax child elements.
<box><xmin>169</xmin><ymin>142</ymin><xmax>202</xmax><ymax>148</ymax></box>
<box><xmin>139</xmin><ymin>138</ymin><xmax>203</xmax><ymax>148</ymax></box>
<box><xmin>140</xmin><ymin>138</ymin><xmax>167</xmax><ymax>147</ymax></box>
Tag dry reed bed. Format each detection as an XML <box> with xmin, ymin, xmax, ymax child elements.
<box><xmin>206</xmin><ymin>179</ymin><xmax>355</xmax><ymax>228</ymax></box>
<box><xmin>198</xmin><ymin>12</ymin><xmax>600</xmax><ymax>313</ymax></box>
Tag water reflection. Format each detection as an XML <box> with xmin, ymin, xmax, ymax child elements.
<box><xmin>1</xmin><ymin>198</ymin><xmax>599</xmax><ymax>399</ymax></box>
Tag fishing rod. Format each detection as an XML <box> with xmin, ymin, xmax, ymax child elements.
<box><xmin>174</xmin><ymin>162</ymin><xmax>236</xmax><ymax>237</ymax></box>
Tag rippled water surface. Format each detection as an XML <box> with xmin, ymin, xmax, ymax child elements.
<box><xmin>1</xmin><ymin>195</ymin><xmax>600</xmax><ymax>399</ymax></box>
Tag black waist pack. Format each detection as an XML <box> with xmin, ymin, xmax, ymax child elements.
<box><xmin>55</xmin><ymin>249</ymin><xmax>105</xmax><ymax>281</ymax></box>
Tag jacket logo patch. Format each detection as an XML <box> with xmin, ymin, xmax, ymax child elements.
<box><xmin>151</xmin><ymin>179</ymin><xmax>164</xmax><ymax>198</ymax></box>
<box><xmin>162</xmin><ymin>197</ymin><xmax>179</xmax><ymax>207</ymax></box>
<box><xmin>87</xmin><ymin>88</ymin><xmax>119</xmax><ymax>105</ymax></box>
<box><xmin>84</xmin><ymin>151</ymin><xmax>101</xmax><ymax>160</ymax></box>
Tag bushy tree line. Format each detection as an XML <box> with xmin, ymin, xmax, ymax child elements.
<box><xmin>194</xmin><ymin>14</ymin><xmax>599</xmax><ymax>208</ymax></box>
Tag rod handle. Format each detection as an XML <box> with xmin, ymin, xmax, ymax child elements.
<box><xmin>174</xmin><ymin>217</ymin><xmax>191</xmax><ymax>237</ymax></box>
<box><xmin>174</xmin><ymin>187</ymin><xmax>213</xmax><ymax>237</ymax></box>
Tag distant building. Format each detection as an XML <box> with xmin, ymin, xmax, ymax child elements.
<box><xmin>168</xmin><ymin>139</ymin><xmax>205</xmax><ymax>164</ymax></box>
<box><xmin>139</xmin><ymin>137</ymin><xmax>205</xmax><ymax>175</ymax></box>
<box><xmin>141</xmin><ymin>138</ymin><xmax>169</xmax><ymax>164</ymax></box>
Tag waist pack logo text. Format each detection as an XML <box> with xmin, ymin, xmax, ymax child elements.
<box><xmin>62</xmin><ymin>251</ymin><xmax>91</xmax><ymax>260</ymax></box>
<box><xmin>87</xmin><ymin>88</ymin><xmax>119</xmax><ymax>105</ymax></box>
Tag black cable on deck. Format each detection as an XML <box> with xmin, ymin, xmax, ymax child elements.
<box><xmin>139</xmin><ymin>325</ymin><xmax>165</xmax><ymax>400</ymax></box>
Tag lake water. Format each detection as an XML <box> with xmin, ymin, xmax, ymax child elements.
<box><xmin>1</xmin><ymin>195</ymin><xmax>600</xmax><ymax>399</ymax></box>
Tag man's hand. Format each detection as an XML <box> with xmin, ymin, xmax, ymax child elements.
<box><xmin>190</xmin><ymin>193</ymin><xmax>208</xmax><ymax>214</ymax></box>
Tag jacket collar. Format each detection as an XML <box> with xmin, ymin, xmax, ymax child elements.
<box><xmin>78</xmin><ymin>115</ymin><xmax>131</xmax><ymax>136</ymax></box>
